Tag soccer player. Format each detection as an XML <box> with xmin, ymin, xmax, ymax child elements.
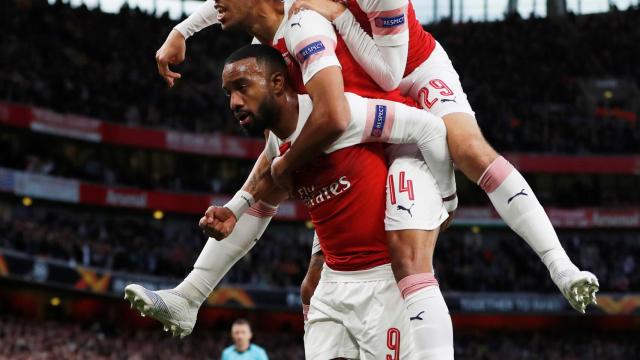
<box><xmin>145</xmin><ymin>1</ymin><xmax>457</xmax><ymax>356</ymax></box>
<box><xmin>221</xmin><ymin>319</ymin><xmax>269</xmax><ymax>360</ymax></box>
<box><xmin>286</xmin><ymin>0</ymin><xmax>600</xmax><ymax>315</ymax></box>
<box><xmin>130</xmin><ymin>44</ymin><xmax>453</xmax><ymax>357</ymax></box>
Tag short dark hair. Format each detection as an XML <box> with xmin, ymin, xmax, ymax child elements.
<box><xmin>225</xmin><ymin>44</ymin><xmax>288</xmax><ymax>78</ymax></box>
<box><xmin>232</xmin><ymin>318</ymin><xmax>251</xmax><ymax>328</ymax></box>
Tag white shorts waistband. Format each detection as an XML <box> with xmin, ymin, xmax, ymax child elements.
<box><xmin>320</xmin><ymin>263</ymin><xmax>395</xmax><ymax>283</ymax></box>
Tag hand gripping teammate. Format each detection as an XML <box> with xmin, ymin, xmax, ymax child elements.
<box><xmin>131</xmin><ymin>44</ymin><xmax>456</xmax><ymax>358</ymax></box>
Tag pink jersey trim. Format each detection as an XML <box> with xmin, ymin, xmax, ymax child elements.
<box><xmin>397</xmin><ymin>272</ymin><xmax>439</xmax><ymax>299</ymax></box>
<box><xmin>368</xmin><ymin>6</ymin><xmax>408</xmax><ymax>36</ymax></box>
<box><xmin>293</xmin><ymin>35</ymin><xmax>337</xmax><ymax>75</ymax></box>
<box><xmin>246</xmin><ymin>201</ymin><xmax>277</xmax><ymax>218</ymax></box>
<box><xmin>362</xmin><ymin>99</ymin><xmax>396</xmax><ymax>143</ymax></box>
<box><xmin>477</xmin><ymin>156</ymin><xmax>515</xmax><ymax>193</ymax></box>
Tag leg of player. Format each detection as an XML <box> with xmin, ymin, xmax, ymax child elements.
<box><xmin>124</xmin><ymin>201</ymin><xmax>277</xmax><ymax>337</ymax></box>
<box><xmin>444</xmin><ymin>113</ymin><xmax>599</xmax><ymax>312</ymax></box>
<box><xmin>385</xmin><ymin>149</ymin><xmax>454</xmax><ymax>359</ymax></box>
<box><xmin>301</xmin><ymin>249</ymin><xmax>324</xmax><ymax>321</ymax></box>
<box><xmin>401</xmin><ymin>42</ymin><xmax>599</xmax><ymax>313</ymax></box>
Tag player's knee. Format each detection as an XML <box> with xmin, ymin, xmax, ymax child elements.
<box><xmin>450</xmin><ymin>133</ymin><xmax>497</xmax><ymax>179</ymax></box>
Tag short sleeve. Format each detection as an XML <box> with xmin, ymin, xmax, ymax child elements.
<box><xmin>264</xmin><ymin>131</ymin><xmax>280</xmax><ymax>161</ymax></box>
<box><xmin>284</xmin><ymin>10</ymin><xmax>341</xmax><ymax>84</ymax></box>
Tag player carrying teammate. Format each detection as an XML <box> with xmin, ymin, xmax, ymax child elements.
<box><xmin>130</xmin><ymin>43</ymin><xmax>455</xmax><ymax>357</ymax></box>
<box><xmin>145</xmin><ymin>2</ymin><xmax>457</xmax><ymax>358</ymax></box>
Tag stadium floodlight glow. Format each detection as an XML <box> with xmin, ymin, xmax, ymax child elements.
<box><xmin>22</xmin><ymin>197</ymin><xmax>33</xmax><ymax>207</ymax></box>
<box><xmin>153</xmin><ymin>210</ymin><xmax>164</xmax><ymax>220</ymax></box>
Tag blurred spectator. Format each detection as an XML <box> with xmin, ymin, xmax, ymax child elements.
<box><xmin>0</xmin><ymin>1</ymin><xmax>638</xmax><ymax>152</ymax></box>
<box><xmin>221</xmin><ymin>319</ymin><xmax>269</xmax><ymax>360</ymax></box>
<box><xmin>0</xmin><ymin>315</ymin><xmax>637</xmax><ymax>359</ymax></box>
<box><xmin>1</xmin><ymin>130</ymin><xmax>638</xmax><ymax>207</ymax></box>
<box><xmin>1</xmin><ymin>198</ymin><xmax>639</xmax><ymax>292</ymax></box>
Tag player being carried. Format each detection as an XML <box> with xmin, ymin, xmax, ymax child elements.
<box><xmin>282</xmin><ymin>0</ymin><xmax>600</xmax><ymax>314</ymax></box>
<box><xmin>129</xmin><ymin>44</ymin><xmax>454</xmax><ymax>358</ymax></box>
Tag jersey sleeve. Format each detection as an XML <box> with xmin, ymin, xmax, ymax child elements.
<box><xmin>173</xmin><ymin>0</ymin><xmax>219</xmax><ymax>39</ymax></box>
<box><xmin>333</xmin><ymin>8</ymin><xmax>407</xmax><ymax>91</ymax></box>
<box><xmin>284</xmin><ymin>10</ymin><xmax>341</xmax><ymax>85</ymax></box>
<box><xmin>264</xmin><ymin>132</ymin><xmax>281</xmax><ymax>161</ymax></box>
<box><xmin>359</xmin><ymin>0</ymin><xmax>409</xmax><ymax>46</ymax></box>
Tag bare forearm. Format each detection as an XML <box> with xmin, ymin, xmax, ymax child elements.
<box><xmin>241</xmin><ymin>152</ymin><xmax>288</xmax><ymax>205</ymax></box>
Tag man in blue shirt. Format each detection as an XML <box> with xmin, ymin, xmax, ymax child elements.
<box><xmin>221</xmin><ymin>319</ymin><xmax>269</xmax><ymax>360</ymax></box>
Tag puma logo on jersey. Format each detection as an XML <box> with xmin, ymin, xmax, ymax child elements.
<box><xmin>507</xmin><ymin>189</ymin><xmax>528</xmax><ymax>204</ymax></box>
<box><xmin>410</xmin><ymin>311</ymin><xmax>425</xmax><ymax>321</ymax></box>
<box><xmin>441</xmin><ymin>97</ymin><xmax>457</xmax><ymax>103</ymax></box>
<box><xmin>397</xmin><ymin>203</ymin><xmax>415</xmax><ymax>217</ymax></box>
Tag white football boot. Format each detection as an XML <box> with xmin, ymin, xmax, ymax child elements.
<box><xmin>124</xmin><ymin>284</ymin><xmax>200</xmax><ymax>338</ymax></box>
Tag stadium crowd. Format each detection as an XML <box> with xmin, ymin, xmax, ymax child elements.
<box><xmin>0</xmin><ymin>316</ymin><xmax>637</xmax><ymax>359</ymax></box>
<box><xmin>2</xmin><ymin>130</ymin><xmax>639</xmax><ymax>207</ymax></box>
<box><xmin>0</xmin><ymin>316</ymin><xmax>304</xmax><ymax>359</ymax></box>
<box><xmin>1</xmin><ymin>0</ymin><xmax>638</xmax><ymax>153</ymax></box>
<box><xmin>1</xmin><ymin>199</ymin><xmax>637</xmax><ymax>293</ymax></box>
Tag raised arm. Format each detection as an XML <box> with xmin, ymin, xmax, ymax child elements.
<box><xmin>290</xmin><ymin>0</ymin><xmax>408</xmax><ymax>91</ymax></box>
<box><xmin>173</xmin><ymin>0</ymin><xmax>220</xmax><ymax>40</ymax></box>
<box><xmin>270</xmin><ymin>10</ymin><xmax>351</xmax><ymax>188</ymax></box>
<box><xmin>156</xmin><ymin>0</ymin><xmax>220</xmax><ymax>86</ymax></box>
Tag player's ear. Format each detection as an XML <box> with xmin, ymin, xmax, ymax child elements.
<box><xmin>270</xmin><ymin>71</ymin><xmax>286</xmax><ymax>94</ymax></box>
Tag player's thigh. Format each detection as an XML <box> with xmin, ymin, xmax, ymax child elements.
<box><xmin>400</xmin><ymin>42</ymin><xmax>475</xmax><ymax>120</ymax></box>
<box><xmin>304</xmin><ymin>319</ymin><xmax>359</xmax><ymax>360</ymax></box>
<box><xmin>351</xmin><ymin>279</ymin><xmax>414</xmax><ymax>360</ymax></box>
<box><xmin>385</xmin><ymin>145</ymin><xmax>449</xmax><ymax>232</ymax></box>
<box><xmin>305</xmin><ymin>282</ymin><xmax>359</xmax><ymax>360</ymax></box>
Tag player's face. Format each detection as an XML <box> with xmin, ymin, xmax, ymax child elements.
<box><xmin>214</xmin><ymin>0</ymin><xmax>255</xmax><ymax>31</ymax></box>
<box><xmin>222</xmin><ymin>58</ymin><xmax>278</xmax><ymax>136</ymax></box>
<box><xmin>231</xmin><ymin>324</ymin><xmax>252</xmax><ymax>349</ymax></box>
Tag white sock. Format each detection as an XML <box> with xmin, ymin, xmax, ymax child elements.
<box><xmin>478</xmin><ymin>156</ymin><xmax>577</xmax><ymax>275</ymax></box>
<box><xmin>176</xmin><ymin>202</ymin><xmax>276</xmax><ymax>305</ymax></box>
<box><xmin>398</xmin><ymin>274</ymin><xmax>454</xmax><ymax>359</ymax></box>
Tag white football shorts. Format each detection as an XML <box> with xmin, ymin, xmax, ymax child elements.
<box><xmin>400</xmin><ymin>41</ymin><xmax>475</xmax><ymax>119</ymax></box>
<box><xmin>385</xmin><ymin>144</ymin><xmax>449</xmax><ymax>231</ymax></box>
<box><xmin>304</xmin><ymin>263</ymin><xmax>414</xmax><ymax>360</ymax></box>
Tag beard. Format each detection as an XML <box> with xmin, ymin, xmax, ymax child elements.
<box><xmin>240</xmin><ymin>95</ymin><xmax>279</xmax><ymax>137</ymax></box>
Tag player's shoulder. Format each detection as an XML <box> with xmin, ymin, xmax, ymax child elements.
<box><xmin>284</xmin><ymin>9</ymin><xmax>336</xmax><ymax>47</ymax></box>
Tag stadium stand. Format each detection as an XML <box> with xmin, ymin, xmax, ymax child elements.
<box><xmin>0</xmin><ymin>0</ymin><xmax>638</xmax><ymax>357</ymax></box>
<box><xmin>1</xmin><ymin>0</ymin><xmax>638</xmax><ymax>153</ymax></box>
<box><xmin>1</xmin><ymin>316</ymin><xmax>637</xmax><ymax>359</ymax></box>
<box><xmin>1</xmin><ymin>198</ymin><xmax>637</xmax><ymax>292</ymax></box>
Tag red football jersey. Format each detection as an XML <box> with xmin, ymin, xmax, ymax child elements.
<box><xmin>265</xmin><ymin>95</ymin><xmax>391</xmax><ymax>271</ymax></box>
<box><xmin>346</xmin><ymin>0</ymin><xmax>436</xmax><ymax>77</ymax></box>
<box><xmin>270</xmin><ymin>9</ymin><xmax>415</xmax><ymax>106</ymax></box>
